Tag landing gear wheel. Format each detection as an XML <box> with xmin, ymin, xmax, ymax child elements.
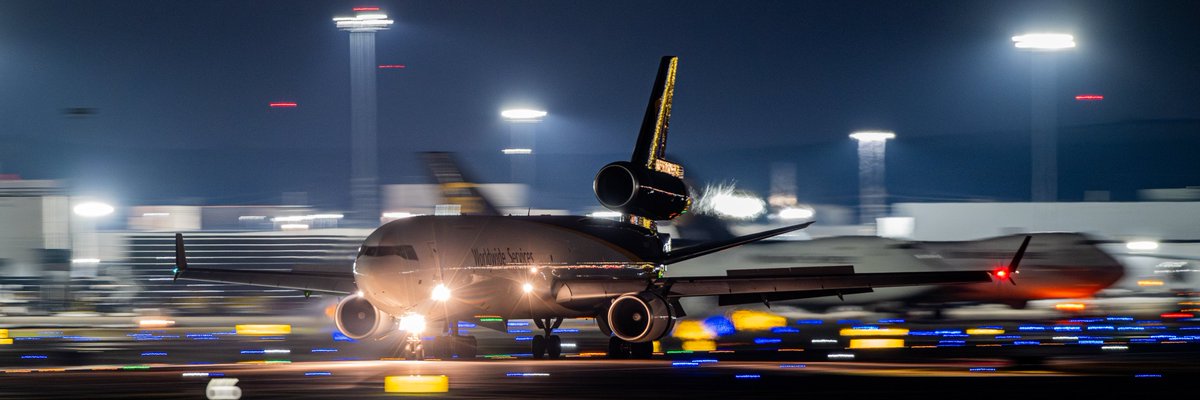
<box><xmin>630</xmin><ymin>341</ymin><xmax>653</xmax><ymax>359</ymax></box>
<box><xmin>452</xmin><ymin>335</ymin><xmax>478</xmax><ymax>360</ymax></box>
<box><xmin>547</xmin><ymin>335</ymin><xmax>562</xmax><ymax>359</ymax></box>
<box><xmin>532</xmin><ymin>335</ymin><xmax>547</xmax><ymax>359</ymax></box>
<box><xmin>607</xmin><ymin>336</ymin><xmax>630</xmax><ymax>359</ymax></box>
<box><xmin>402</xmin><ymin>339</ymin><xmax>424</xmax><ymax>360</ymax></box>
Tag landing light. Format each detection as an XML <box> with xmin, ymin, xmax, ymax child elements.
<box><xmin>432</xmin><ymin>284</ymin><xmax>451</xmax><ymax>301</ymax></box>
<box><xmin>398</xmin><ymin>314</ymin><xmax>426</xmax><ymax>333</ymax></box>
<box><xmin>521</xmin><ymin>283</ymin><xmax>534</xmax><ymax>294</ymax></box>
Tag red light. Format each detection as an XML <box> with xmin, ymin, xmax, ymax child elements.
<box><xmin>353</xmin><ymin>7</ymin><xmax>380</xmax><ymax>11</ymax></box>
<box><xmin>269</xmin><ymin>102</ymin><xmax>298</xmax><ymax>108</ymax></box>
<box><xmin>1075</xmin><ymin>94</ymin><xmax>1104</xmax><ymax>101</ymax></box>
<box><xmin>378</xmin><ymin>64</ymin><xmax>406</xmax><ymax>69</ymax></box>
<box><xmin>992</xmin><ymin>267</ymin><xmax>1009</xmax><ymax>279</ymax></box>
<box><xmin>1161</xmin><ymin>312</ymin><xmax>1194</xmax><ymax>319</ymax></box>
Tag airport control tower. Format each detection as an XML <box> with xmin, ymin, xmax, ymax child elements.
<box><xmin>335</xmin><ymin>8</ymin><xmax>392</xmax><ymax>225</ymax></box>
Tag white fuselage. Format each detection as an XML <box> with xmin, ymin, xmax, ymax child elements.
<box><xmin>352</xmin><ymin>215</ymin><xmax>663</xmax><ymax>322</ymax></box>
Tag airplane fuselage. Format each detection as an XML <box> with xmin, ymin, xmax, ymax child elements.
<box><xmin>353</xmin><ymin>215</ymin><xmax>664</xmax><ymax>322</ymax></box>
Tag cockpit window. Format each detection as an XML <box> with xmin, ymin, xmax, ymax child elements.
<box><xmin>359</xmin><ymin>245</ymin><xmax>419</xmax><ymax>260</ymax></box>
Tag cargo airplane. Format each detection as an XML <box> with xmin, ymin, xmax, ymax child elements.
<box><xmin>173</xmin><ymin>56</ymin><xmax>1006</xmax><ymax>360</ymax></box>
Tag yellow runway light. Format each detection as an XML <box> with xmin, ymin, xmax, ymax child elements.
<box><xmin>0</xmin><ymin>338</ymin><xmax>12</xmax><ymax>345</ymax></box>
<box><xmin>235</xmin><ymin>324</ymin><xmax>292</xmax><ymax>335</ymax></box>
<box><xmin>671</xmin><ymin>320</ymin><xmax>716</xmax><ymax>340</ymax></box>
<box><xmin>681</xmin><ymin>340</ymin><xmax>716</xmax><ymax>351</ymax></box>
<box><xmin>0</xmin><ymin>329</ymin><xmax>8</xmax><ymax>338</ymax></box>
<box><xmin>1137</xmin><ymin>280</ymin><xmax>1164</xmax><ymax>287</ymax></box>
<box><xmin>730</xmin><ymin>310</ymin><xmax>787</xmax><ymax>331</ymax></box>
<box><xmin>1055</xmin><ymin>303</ymin><xmax>1086</xmax><ymax>311</ymax></box>
<box><xmin>839</xmin><ymin>327</ymin><xmax>909</xmax><ymax>337</ymax></box>
<box><xmin>385</xmin><ymin>375</ymin><xmax>449</xmax><ymax>393</ymax></box>
<box><xmin>966</xmin><ymin>328</ymin><xmax>1005</xmax><ymax>335</ymax></box>
<box><xmin>849</xmin><ymin>339</ymin><xmax>905</xmax><ymax>349</ymax></box>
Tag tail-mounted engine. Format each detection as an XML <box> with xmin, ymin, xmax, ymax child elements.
<box><xmin>593</xmin><ymin>56</ymin><xmax>692</xmax><ymax>226</ymax></box>
<box><xmin>594</xmin><ymin>161</ymin><xmax>690</xmax><ymax>221</ymax></box>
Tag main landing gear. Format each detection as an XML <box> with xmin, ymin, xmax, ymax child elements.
<box><xmin>606</xmin><ymin>336</ymin><xmax>653</xmax><ymax>359</ymax></box>
<box><xmin>531</xmin><ymin>317</ymin><xmax>564</xmax><ymax>359</ymax></box>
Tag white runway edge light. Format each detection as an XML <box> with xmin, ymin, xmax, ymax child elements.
<box><xmin>431</xmin><ymin>283</ymin><xmax>451</xmax><ymax>301</ymax></box>
<box><xmin>1126</xmin><ymin>241</ymin><xmax>1160</xmax><ymax>251</ymax></box>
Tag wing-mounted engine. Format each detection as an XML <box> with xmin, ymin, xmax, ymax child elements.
<box><xmin>606</xmin><ymin>291</ymin><xmax>676</xmax><ymax>343</ymax></box>
<box><xmin>334</xmin><ymin>294</ymin><xmax>393</xmax><ymax>340</ymax></box>
<box><xmin>593</xmin><ymin>56</ymin><xmax>692</xmax><ymax>229</ymax></box>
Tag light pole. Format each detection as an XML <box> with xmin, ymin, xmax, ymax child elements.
<box><xmin>1013</xmin><ymin>33</ymin><xmax>1075</xmax><ymax>202</ymax></box>
<box><xmin>850</xmin><ymin>131</ymin><xmax>895</xmax><ymax>226</ymax></box>
<box><xmin>500</xmin><ymin>109</ymin><xmax>546</xmax><ymax>189</ymax></box>
<box><xmin>334</xmin><ymin>9</ymin><xmax>393</xmax><ymax>224</ymax></box>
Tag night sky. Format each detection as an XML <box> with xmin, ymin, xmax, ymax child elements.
<box><xmin>2</xmin><ymin>0</ymin><xmax>1198</xmax><ymax>210</ymax></box>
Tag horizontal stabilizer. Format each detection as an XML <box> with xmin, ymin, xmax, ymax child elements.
<box><xmin>660</xmin><ymin>221</ymin><xmax>813</xmax><ymax>265</ymax></box>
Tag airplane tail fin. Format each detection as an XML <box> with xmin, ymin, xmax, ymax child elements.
<box><xmin>630</xmin><ymin>56</ymin><xmax>680</xmax><ymax>172</ymax></box>
<box><xmin>421</xmin><ymin>152</ymin><xmax>501</xmax><ymax>216</ymax></box>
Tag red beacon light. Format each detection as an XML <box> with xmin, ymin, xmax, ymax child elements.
<box><xmin>993</xmin><ymin>268</ymin><xmax>1009</xmax><ymax>280</ymax></box>
<box><xmin>1075</xmin><ymin>94</ymin><xmax>1104</xmax><ymax>101</ymax></box>
<box><xmin>378</xmin><ymin>64</ymin><xmax>406</xmax><ymax>69</ymax></box>
<box><xmin>269</xmin><ymin>102</ymin><xmax>298</xmax><ymax>108</ymax></box>
<box><xmin>352</xmin><ymin>7</ymin><xmax>380</xmax><ymax>11</ymax></box>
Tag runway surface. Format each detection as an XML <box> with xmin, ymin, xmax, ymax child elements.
<box><xmin>2</xmin><ymin>312</ymin><xmax>1199</xmax><ymax>398</ymax></box>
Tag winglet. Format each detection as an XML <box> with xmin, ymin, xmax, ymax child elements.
<box><xmin>173</xmin><ymin>233</ymin><xmax>188</xmax><ymax>281</ymax></box>
<box><xmin>1010</xmin><ymin>235</ymin><xmax>1032</xmax><ymax>273</ymax></box>
<box><xmin>1005</xmin><ymin>235</ymin><xmax>1032</xmax><ymax>286</ymax></box>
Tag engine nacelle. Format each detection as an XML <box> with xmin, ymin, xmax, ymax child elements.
<box><xmin>606</xmin><ymin>291</ymin><xmax>676</xmax><ymax>343</ymax></box>
<box><xmin>334</xmin><ymin>295</ymin><xmax>393</xmax><ymax>340</ymax></box>
<box><xmin>593</xmin><ymin>161</ymin><xmax>690</xmax><ymax>221</ymax></box>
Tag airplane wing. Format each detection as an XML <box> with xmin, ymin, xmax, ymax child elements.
<box><xmin>554</xmin><ymin>265</ymin><xmax>993</xmax><ymax>306</ymax></box>
<box><xmin>171</xmin><ymin>233</ymin><xmax>356</xmax><ymax>295</ymax></box>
